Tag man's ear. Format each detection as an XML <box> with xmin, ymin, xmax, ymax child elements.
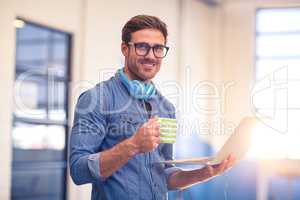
<box><xmin>121</xmin><ymin>42</ymin><xmax>129</xmax><ymax>57</ymax></box>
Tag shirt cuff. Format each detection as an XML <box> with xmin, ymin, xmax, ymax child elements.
<box><xmin>164</xmin><ymin>166</ymin><xmax>182</xmax><ymax>179</ymax></box>
<box><xmin>87</xmin><ymin>152</ymin><xmax>106</xmax><ymax>182</ymax></box>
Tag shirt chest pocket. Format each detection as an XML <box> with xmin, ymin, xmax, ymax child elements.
<box><xmin>107</xmin><ymin>113</ymin><xmax>144</xmax><ymax>143</ymax></box>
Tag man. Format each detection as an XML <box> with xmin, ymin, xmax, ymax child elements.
<box><xmin>69</xmin><ymin>15</ymin><xmax>235</xmax><ymax>200</ymax></box>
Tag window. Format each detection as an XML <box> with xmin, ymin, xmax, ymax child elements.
<box><xmin>252</xmin><ymin>8</ymin><xmax>300</xmax><ymax>159</ymax></box>
<box><xmin>11</xmin><ymin>19</ymin><xmax>71</xmax><ymax>200</ymax></box>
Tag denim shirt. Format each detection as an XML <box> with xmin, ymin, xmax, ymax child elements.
<box><xmin>69</xmin><ymin>73</ymin><xmax>180</xmax><ymax>200</ymax></box>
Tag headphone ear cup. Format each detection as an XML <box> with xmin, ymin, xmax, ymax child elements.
<box><xmin>117</xmin><ymin>68</ymin><xmax>156</xmax><ymax>100</ymax></box>
<box><xmin>131</xmin><ymin>80</ymin><xmax>145</xmax><ymax>95</ymax></box>
<box><xmin>145</xmin><ymin>84</ymin><xmax>154</xmax><ymax>95</ymax></box>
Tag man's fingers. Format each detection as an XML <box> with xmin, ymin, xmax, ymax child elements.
<box><xmin>144</xmin><ymin>121</ymin><xmax>160</xmax><ymax>136</ymax></box>
<box><xmin>205</xmin><ymin>154</ymin><xmax>236</xmax><ymax>177</ymax></box>
<box><xmin>217</xmin><ymin>158</ymin><xmax>228</xmax><ymax>173</ymax></box>
<box><xmin>152</xmin><ymin>128</ymin><xmax>160</xmax><ymax>136</ymax></box>
<box><xmin>226</xmin><ymin>155</ymin><xmax>236</xmax><ymax>169</ymax></box>
<box><xmin>207</xmin><ymin>165</ymin><xmax>214</xmax><ymax>176</ymax></box>
<box><xmin>152</xmin><ymin>122</ymin><xmax>160</xmax><ymax>131</ymax></box>
<box><xmin>220</xmin><ymin>154</ymin><xmax>236</xmax><ymax>172</ymax></box>
<box><xmin>154</xmin><ymin>136</ymin><xmax>161</xmax><ymax>145</ymax></box>
<box><xmin>147</xmin><ymin>117</ymin><xmax>158</xmax><ymax>124</ymax></box>
<box><xmin>149</xmin><ymin>136</ymin><xmax>160</xmax><ymax>149</ymax></box>
<box><xmin>152</xmin><ymin>132</ymin><xmax>160</xmax><ymax>137</ymax></box>
<box><xmin>224</xmin><ymin>154</ymin><xmax>234</xmax><ymax>166</ymax></box>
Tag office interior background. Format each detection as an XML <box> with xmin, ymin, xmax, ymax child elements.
<box><xmin>1</xmin><ymin>0</ymin><xmax>300</xmax><ymax>199</ymax></box>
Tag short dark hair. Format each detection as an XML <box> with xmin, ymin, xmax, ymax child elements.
<box><xmin>122</xmin><ymin>15</ymin><xmax>168</xmax><ymax>44</ymax></box>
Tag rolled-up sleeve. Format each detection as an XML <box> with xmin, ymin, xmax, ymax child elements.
<box><xmin>87</xmin><ymin>153</ymin><xmax>106</xmax><ymax>182</ymax></box>
<box><xmin>164</xmin><ymin>165</ymin><xmax>181</xmax><ymax>178</ymax></box>
<box><xmin>69</xmin><ymin>87</ymin><xmax>108</xmax><ymax>185</ymax></box>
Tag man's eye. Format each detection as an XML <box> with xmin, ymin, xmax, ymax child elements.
<box><xmin>136</xmin><ymin>43</ymin><xmax>150</xmax><ymax>50</ymax></box>
<box><xmin>154</xmin><ymin>46</ymin><xmax>164</xmax><ymax>52</ymax></box>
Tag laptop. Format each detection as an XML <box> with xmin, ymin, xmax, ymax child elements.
<box><xmin>161</xmin><ymin>117</ymin><xmax>258</xmax><ymax>165</ymax></box>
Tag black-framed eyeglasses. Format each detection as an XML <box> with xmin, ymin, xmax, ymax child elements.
<box><xmin>127</xmin><ymin>42</ymin><xmax>169</xmax><ymax>58</ymax></box>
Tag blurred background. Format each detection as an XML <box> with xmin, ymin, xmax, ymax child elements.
<box><xmin>1</xmin><ymin>0</ymin><xmax>300</xmax><ymax>199</ymax></box>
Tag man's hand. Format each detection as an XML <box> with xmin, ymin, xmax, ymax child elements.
<box><xmin>98</xmin><ymin>117</ymin><xmax>161</xmax><ymax>178</ymax></box>
<box><xmin>130</xmin><ymin>117</ymin><xmax>161</xmax><ymax>153</ymax></box>
<box><xmin>204</xmin><ymin>154</ymin><xmax>236</xmax><ymax>178</ymax></box>
<box><xmin>167</xmin><ymin>154</ymin><xmax>236</xmax><ymax>190</ymax></box>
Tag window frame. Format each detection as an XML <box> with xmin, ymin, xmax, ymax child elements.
<box><xmin>11</xmin><ymin>17</ymin><xmax>73</xmax><ymax>200</ymax></box>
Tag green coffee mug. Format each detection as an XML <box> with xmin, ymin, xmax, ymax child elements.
<box><xmin>158</xmin><ymin>118</ymin><xmax>177</xmax><ymax>143</ymax></box>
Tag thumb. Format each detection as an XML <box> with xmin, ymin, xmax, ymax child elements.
<box><xmin>148</xmin><ymin>116</ymin><xmax>158</xmax><ymax>123</ymax></box>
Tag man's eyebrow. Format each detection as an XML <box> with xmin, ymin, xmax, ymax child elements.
<box><xmin>133</xmin><ymin>41</ymin><xmax>166</xmax><ymax>46</ymax></box>
<box><xmin>150</xmin><ymin>43</ymin><xmax>165</xmax><ymax>47</ymax></box>
<box><xmin>154</xmin><ymin>43</ymin><xmax>165</xmax><ymax>46</ymax></box>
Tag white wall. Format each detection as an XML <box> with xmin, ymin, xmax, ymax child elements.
<box><xmin>0</xmin><ymin>0</ymin><xmax>84</xmax><ymax>199</ymax></box>
<box><xmin>82</xmin><ymin>0</ymin><xmax>181</xmax><ymax>85</ymax></box>
<box><xmin>0</xmin><ymin>1</ymin><xmax>15</xmax><ymax>199</ymax></box>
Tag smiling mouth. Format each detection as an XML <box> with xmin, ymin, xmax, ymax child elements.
<box><xmin>142</xmin><ymin>63</ymin><xmax>155</xmax><ymax>67</ymax></box>
<box><xmin>140</xmin><ymin>61</ymin><xmax>157</xmax><ymax>69</ymax></box>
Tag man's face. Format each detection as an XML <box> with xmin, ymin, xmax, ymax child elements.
<box><xmin>121</xmin><ymin>28</ymin><xmax>166</xmax><ymax>81</ymax></box>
